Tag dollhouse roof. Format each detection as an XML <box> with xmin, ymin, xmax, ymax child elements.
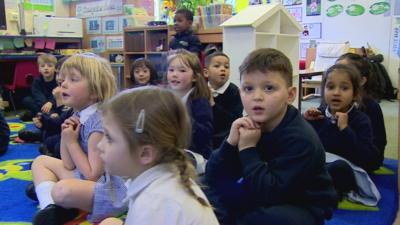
<box><xmin>221</xmin><ymin>3</ymin><xmax>302</xmax><ymax>32</ymax></box>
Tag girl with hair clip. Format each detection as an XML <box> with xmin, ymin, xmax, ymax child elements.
<box><xmin>335</xmin><ymin>53</ymin><xmax>386</xmax><ymax>168</ymax></box>
<box><xmin>167</xmin><ymin>49</ymin><xmax>213</xmax><ymax>159</ymax></box>
<box><xmin>130</xmin><ymin>58</ymin><xmax>159</xmax><ymax>88</ymax></box>
<box><xmin>30</xmin><ymin>53</ymin><xmax>127</xmax><ymax>225</ymax></box>
<box><xmin>304</xmin><ymin>64</ymin><xmax>381</xmax><ymax>205</ymax></box>
<box><xmin>98</xmin><ymin>87</ymin><xmax>219</xmax><ymax>225</ymax></box>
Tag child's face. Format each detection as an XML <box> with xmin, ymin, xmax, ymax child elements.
<box><xmin>324</xmin><ymin>71</ymin><xmax>354</xmax><ymax>114</ymax></box>
<box><xmin>39</xmin><ymin>63</ymin><xmax>56</xmax><ymax>80</ymax></box>
<box><xmin>174</xmin><ymin>13</ymin><xmax>192</xmax><ymax>33</ymax></box>
<box><xmin>205</xmin><ymin>56</ymin><xmax>230</xmax><ymax>89</ymax></box>
<box><xmin>167</xmin><ymin>58</ymin><xmax>195</xmax><ymax>95</ymax></box>
<box><xmin>240</xmin><ymin>70</ymin><xmax>295</xmax><ymax>131</ymax></box>
<box><xmin>60</xmin><ymin>68</ymin><xmax>95</xmax><ymax>111</ymax></box>
<box><xmin>98</xmin><ymin>114</ymin><xmax>141</xmax><ymax>178</ymax></box>
<box><xmin>134</xmin><ymin>66</ymin><xmax>151</xmax><ymax>85</ymax></box>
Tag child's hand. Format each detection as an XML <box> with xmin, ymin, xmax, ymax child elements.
<box><xmin>336</xmin><ymin>112</ymin><xmax>348</xmax><ymax>131</ymax></box>
<box><xmin>50</xmin><ymin>113</ymin><xmax>60</xmax><ymax>119</ymax></box>
<box><xmin>41</xmin><ymin>102</ymin><xmax>53</xmax><ymax>113</ymax></box>
<box><xmin>52</xmin><ymin>87</ymin><xmax>63</xmax><ymax>104</ymax></box>
<box><xmin>61</xmin><ymin>120</ymin><xmax>81</xmax><ymax>143</ymax></box>
<box><xmin>227</xmin><ymin>117</ymin><xmax>259</xmax><ymax>146</ymax></box>
<box><xmin>303</xmin><ymin>107</ymin><xmax>324</xmax><ymax>120</ymax></box>
<box><xmin>238</xmin><ymin>127</ymin><xmax>261</xmax><ymax>151</ymax></box>
<box><xmin>32</xmin><ymin>116</ymin><xmax>42</xmax><ymax>128</ymax></box>
<box><xmin>61</xmin><ymin>116</ymin><xmax>80</xmax><ymax>130</ymax></box>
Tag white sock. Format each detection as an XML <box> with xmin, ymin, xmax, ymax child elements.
<box><xmin>35</xmin><ymin>181</ymin><xmax>55</xmax><ymax>209</ymax></box>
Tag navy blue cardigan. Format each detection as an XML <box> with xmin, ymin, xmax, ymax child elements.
<box><xmin>187</xmin><ymin>97</ymin><xmax>213</xmax><ymax>159</ymax></box>
<box><xmin>362</xmin><ymin>98</ymin><xmax>386</xmax><ymax>166</ymax></box>
<box><xmin>169</xmin><ymin>30</ymin><xmax>202</xmax><ymax>54</ymax></box>
<box><xmin>31</xmin><ymin>75</ymin><xmax>57</xmax><ymax>108</ymax></box>
<box><xmin>212</xmin><ymin>83</ymin><xmax>243</xmax><ymax>148</ymax></box>
<box><xmin>308</xmin><ymin>105</ymin><xmax>380</xmax><ymax>172</ymax></box>
<box><xmin>204</xmin><ymin>105</ymin><xmax>337</xmax><ymax>224</ymax></box>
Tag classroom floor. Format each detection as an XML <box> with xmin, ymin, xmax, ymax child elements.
<box><xmin>301</xmin><ymin>98</ymin><xmax>399</xmax><ymax>160</ymax></box>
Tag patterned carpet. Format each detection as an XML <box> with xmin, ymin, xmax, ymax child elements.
<box><xmin>0</xmin><ymin>119</ymin><xmax>397</xmax><ymax>225</ymax></box>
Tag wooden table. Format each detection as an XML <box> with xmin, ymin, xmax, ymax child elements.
<box><xmin>298</xmin><ymin>70</ymin><xmax>324</xmax><ymax>110</ymax></box>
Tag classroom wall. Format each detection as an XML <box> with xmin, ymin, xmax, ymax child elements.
<box><xmin>289</xmin><ymin>0</ymin><xmax>398</xmax><ymax>90</ymax></box>
<box><xmin>2</xmin><ymin>0</ymin><xmax>69</xmax><ymax>35</ymax></box>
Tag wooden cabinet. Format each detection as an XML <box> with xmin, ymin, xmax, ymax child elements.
<box><xmin>123</xmin><ymin>26</ymin><xmax>169</xmax><ymax>88</ymax></box>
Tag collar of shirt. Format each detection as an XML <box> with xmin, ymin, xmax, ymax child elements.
<box><xmin>209</xmin><ymin>81</ymin><xmax>230</xmax><ymax>97</ymax></box>
<box><xmin>76</xmin><ymin>103</ymin><xmax>98</xmax><ymax>124</ymax></box>
<box><xmin>123</xmin><ymin>163</ymin><xmax>175</xmax><ymax>203</ymax></box>
<box><xmin>181</xmin><ymin>87</ymin><xmax>194</xmax><ymax>104</ymax></box>
<box><xmin>325</xmin><ymin>103</ymin><xmax>357</xmax><ymax>124</ymax></box>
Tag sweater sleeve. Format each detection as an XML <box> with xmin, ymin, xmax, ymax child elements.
<box><xmin>189</xmin><ymin>98</ymin><xmax>213</xmax><ymax>158</ymax></box>
<box><xmin>187</xmin><ymin>35</ymin><xmax>202</xmax><ymax>54</ymax></box>
<box><xmin>337</xmin><ymin>116</ymin><xmax>380</xmax><ymax>172</ymax></box>
<box><xmin>238</xmin><ymin>136</ymin><xmax>319</xmax><ymax>206</ymax></box>
<box><xmin>31</xmin><ymin>78</ymin><xmax>48</xmax><ymax>107</ymax></box>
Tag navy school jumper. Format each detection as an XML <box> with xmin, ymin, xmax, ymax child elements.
<box><xmin>308</xmin><ymin>105</ymin><xmax>380</xmax><ymax>173</ymax></box>
<box><xmin>204</xmin><ymin>105</ymin><xmax>337</xmax><ymax>225</ymax></box>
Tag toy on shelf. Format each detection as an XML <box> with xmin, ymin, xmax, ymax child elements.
<box><xmin>161</xmin><ymin>0</ymin><xmax>175</xmax><ymax>25</ymax></box>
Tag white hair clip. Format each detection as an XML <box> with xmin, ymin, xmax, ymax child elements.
<box><xmin>135</xmin><ymin>109</ymin><xmax>145</xmax><ymax>133</ymax></box>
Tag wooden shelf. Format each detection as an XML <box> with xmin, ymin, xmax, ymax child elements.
<box><xmin>123</xmin><ymin>26</ymin><xmax>223</xmax><ymax>88</ymax></box>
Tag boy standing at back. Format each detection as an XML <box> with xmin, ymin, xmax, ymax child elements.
<box><xmin>204</xmin><ymin>51</ymin><xmax>243</xmax><ymax>148</ymax></box>
<box><xmin>169</xmin><ymin>8</ymin><xmax>202</xmax><ymax>55</ymax></box>
<box><xmin>204</xmin><ymin>48</ymin><xmax>337</xmax><ymax>225</ymax></box>
<box><xmin>22</xmin><ymin>54</ymin><xmax>58</xmax><ymax>120</ymax></box>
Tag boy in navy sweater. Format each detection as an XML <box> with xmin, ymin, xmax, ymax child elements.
<box><xmin>169</xmin><ymin>9</ymin><xmax>202</xmax><ymax>55</ymax></box>
<box><xmin>204</xmin><ymin>51</ymin><xmax>243</xmax><ymax>148</ymax></box>
<box><xmin>22</xmin><ymin>54</ymin><xmax>58</xmax><ymax>117</ymax></box>
<box><xmin>204</xmin><ymin>48</ymin><xmax>337</xmax><ymax>225</ymax></box>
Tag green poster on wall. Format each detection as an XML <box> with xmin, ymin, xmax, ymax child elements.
<box><xmin>23</xmin><ymin>0</ymin><xmax>54</xmax><ymax>12</ymax></box>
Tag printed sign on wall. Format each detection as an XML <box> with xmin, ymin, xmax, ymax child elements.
<box><xmin>76</xmin><ymin>0</ymin><xmax>123</xmax><ymax>18</ymax></box>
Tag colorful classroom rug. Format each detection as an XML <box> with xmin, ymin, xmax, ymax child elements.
<box><xmin>0</xmin><ymin>119</ymin><xmax>398</xmax><ymax>225</ymax></box>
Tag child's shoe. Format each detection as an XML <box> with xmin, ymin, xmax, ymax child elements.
<box><xmin>25</xmin><ymin>182</ymin><xmax>37</xmax><ymax>201</ymax></box>
<box><xmin>18</xmin><ymin>130</ymin><xmax>42</xmax><ymax>143</ymax></box>
<box><xmin>32</xmin><ymin>204</ymin><xmax>79</xmax><ymax>225</ymax></box>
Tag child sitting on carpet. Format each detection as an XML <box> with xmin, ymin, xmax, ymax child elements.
<box><xmin>98</xmin><ymin>87</ymin><xmax>219</xmax><ymax>225</ymax></box>
<box><xmin>336</xmin><ymin>53</ymin><xmax>386</xmax><ymax>168</ymax></box>
<box><xmin>29</xmin><ymin>53</ymin><xmax>127</xmax><ymax>225</ymax></box>
<box><xmin>203</xmin><ymin>48</ymin><xmax>337</xmax><ymax>225</ymax></box>
<box><xmin>203</xmin><ymin>51</ymin><xmax>243</xmax><ymax>148</ymax></box>
<box><xmin>167</xmin><ymin>49</ymin><xmax>213</xmax><ymax>159</ymax></box>
<box><xmin>304</xmin><ymin>64</ymin><xmax>381</xmax><ymax>204</ymax></box>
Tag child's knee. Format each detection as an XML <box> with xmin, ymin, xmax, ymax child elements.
<box><xmin>31</xmin><ymin>155</ymin><xmax>49</xmax><ymax>171</ymax></box>
<box><xmin>52</xmin><ymin>180</ymin><xmax>73</xmax><ymax>204</ymax></box>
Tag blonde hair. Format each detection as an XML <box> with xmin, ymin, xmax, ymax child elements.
<box><xmin>37</xmin><ymin>53</ymin><xmax>57</xmax><ymax>65</ymax></box>
<box><xmin>60</xmin><ymin>53</ymin><xmax>116</xmax><ymax>104</ymax></box>
<box><xmin>167</xmin><ymin>49</ymin><xmax>210</xmax><ymax>100</ymax></box>
<box><xmin>101</xmin><ymin>87</ymin><xmax>210</xmax><ymax>207</ymax></box>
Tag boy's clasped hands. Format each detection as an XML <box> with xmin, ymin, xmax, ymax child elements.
<box><xmin>227</xmin><ymin>117</ymin><xmax>261</xmax><ymax>151</ymax></box>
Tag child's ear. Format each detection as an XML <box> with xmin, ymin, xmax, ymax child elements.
<box><xmin>287</xmin><ymin>86</ymin><xmax>297</xmax><ymax>104</ymax></box>
<box><xmin>203</xmin><ymin>68</ymin><xmax>209</xmax><ymax>78</ymax></box>
<box><xmin>138</xmin><ymin>145</ymin><xmax>158</xmax><ymax>165</ymax></box>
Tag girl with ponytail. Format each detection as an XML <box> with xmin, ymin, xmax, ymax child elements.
<box><xmin>98</xmin><ymin>87</ymin><xmax>219</xmax><ymax>225</ymax></box>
